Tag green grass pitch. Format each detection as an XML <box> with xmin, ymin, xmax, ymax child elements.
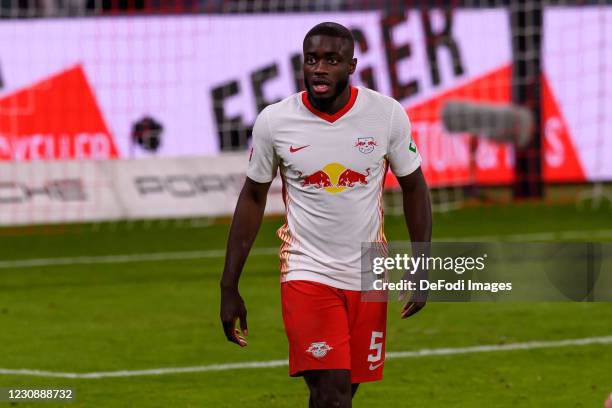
<box><xmin>0</xmin><ymin>202</ymin><xmax>611</xmax><ymax>407</ymax></box>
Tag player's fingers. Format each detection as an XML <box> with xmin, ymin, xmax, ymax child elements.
<box><xmin>400</xmin><ymin>303</ymin><xmax>412</xmax><ymax>317</ymax></box>
<box><xmin>239</xmin><ymin>313</ymin><xmax>248</xmax><ymax>337</ymax></box>
<box><xmin>222</xmin><ymin>319</ymin><xmax>236</xmax><ymax>342</ymax></box>
<box><xmin>222</xmin><ymin>318</ymin><xmax>241</xmax><ymax>346</ymax></box>
<box><xmin>401</xmin><ymin>301</ymin><xmax>423</xmax><ymax>318</ymax></box>
<box><xmin>401</xmin><ymin>302</ymin><xmax>416</xmax><ymax>318</ymax></box>
<box><xmin>233</xmin><ymin>328</ymin><xmax>247</xmax><ymax>347</ymax></box>
<box><xmin>402</xmin><ymin>301</ymin><xmax>425</xmax><ymax>318</ymax></box>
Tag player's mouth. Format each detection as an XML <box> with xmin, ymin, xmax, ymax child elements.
<box><xmin>311</xmin><ymin>79</ymin><xmax>332</xmax><ymax>95</ymax></box>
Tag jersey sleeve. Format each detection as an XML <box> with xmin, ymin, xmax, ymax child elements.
<box><xmin>387</xmin><ymin>101</ymin><xmax>422</xmax><ymax>177</ymax></box>
<box><xmin>246</xmin><ymin>108</ymin><xmax>279</xmax><ymax>183</ymax></box>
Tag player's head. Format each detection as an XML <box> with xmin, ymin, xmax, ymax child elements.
<box><xmin>302</xmin><ymin>22</ymin><xmax>356</xmax><ymax>102</ymax></box>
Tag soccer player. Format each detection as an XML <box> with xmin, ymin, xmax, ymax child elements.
<box><xmin>220</xmin><ymin>22</ymin><xmax>432</xmax><ymax>407</ymax></box>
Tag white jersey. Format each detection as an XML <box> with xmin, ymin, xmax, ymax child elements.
<box><xmin>247</xmin><ymin>86</ymin><xmax>421</xmax><ymax>290</ymax></box>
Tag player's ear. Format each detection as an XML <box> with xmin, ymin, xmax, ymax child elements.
<box><xmin>349</xmin><ymin>58</ymin><xmax>357</xmax><ymax>75</ymax></box>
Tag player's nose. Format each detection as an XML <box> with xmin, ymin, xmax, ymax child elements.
<box><xmin>313</xmin><ymin>60</ymin><xmax>329</xmax><ymax>74</ymax></box>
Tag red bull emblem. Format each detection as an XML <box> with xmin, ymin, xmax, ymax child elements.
<box><xmin>337</xmin><ymin>168</ymin><xmax>370</xmax><ymax>187</ymax></box>
<box><xmin>299</xmin><ymin>163</ymin><xmax>370</xmax><ymax>194</ymax></box>
<box><xmin>299</xmin><ymin>170</ymin><xmax>333</xmax><ymax>188</ymax></box>
<box><xmin>354</xmin><ymin>137</ymin><xmax>377</xmax><ymax>154</ymax></box>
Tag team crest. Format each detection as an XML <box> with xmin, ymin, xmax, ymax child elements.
<box><xmin>355</xmin><ymin>137</ymin><xmax>377</xmax><ymax>154</ymax></box>
<box><xmin>306</xmin><ymin>341</ymin><xmax>333</xmax><ymax>358</ymax></box>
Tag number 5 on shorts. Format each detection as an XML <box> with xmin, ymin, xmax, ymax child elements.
<box><xmin>367</xmin><ymin>331</ymin><xmax>384</xmax><ymax>363</ymax></box>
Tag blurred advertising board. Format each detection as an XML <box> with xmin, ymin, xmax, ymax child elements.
<box><xmin>0</xmin><ymin>7</ymin><xmax>609</xmax><ymax>187</ymax></box>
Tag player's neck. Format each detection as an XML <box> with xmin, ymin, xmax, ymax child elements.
<box><xmin>308</xmin><ymin>85</ymin><xmax>352</xmax><ymax>115</ymax></box>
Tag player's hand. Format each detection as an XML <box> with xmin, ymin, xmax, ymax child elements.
<box><xmin>398</xmin><ymin>269</ymin><xmax>428</xmax><ymax>319</ymax></box>
<box><xmin>604</xmin><ymin>393</ymin><xmax>612</xmax><ymax>408</ymax></box>
<box><xmin>400</xmin><ymin>291</ymin><xmax>427</xmax><ymax>319</ymax></box>
<box><xmin>220</xmin><ymin>286</ymin><xmax>248</xmax><ymax>347</ymax></box>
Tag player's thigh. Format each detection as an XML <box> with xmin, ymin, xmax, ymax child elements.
<box><xmin>303</xmin><ymin>369</ymin><xmax>352</xmax><ymax>405</ymax></box>
<box><xmin>347</xmin><ymin>293</ymin><xmax>388</xmax><ymax>383</ymax></box>
<box><xmin>281</xmin><ymin>280</ymin><xmax>351</xmax><ymax>375</ymax></box>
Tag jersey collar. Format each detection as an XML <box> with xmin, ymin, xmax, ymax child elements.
<box><xmin>301</xmin><ymin>86</ymin><xmax>358</xmax><ymax>123</ymax></box>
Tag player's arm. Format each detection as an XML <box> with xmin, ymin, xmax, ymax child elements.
<box><xmin>219</xmin><ymin>107</ymin><xmax>278</xmax><ymax>347</ymax></box>
<box><xmin>220</xmin><ymin>178</ymin><xmax>271</xmax><ymax>347</ymax></box>
<box><xmin>387</xmin><ymin>101</ymin><xmax>432</xmax><ymax>319</ymax></box>
<box><xmin>396</xmin><ymin>167</ymin><xmax>432</xmax><ymax>318</ymax></box>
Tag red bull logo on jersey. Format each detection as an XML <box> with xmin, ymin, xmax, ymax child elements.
<box><xmin>300</xmin><ymin>170</ymin><xmax>333</xmax><ymax>188</ymax></box>
<box><xmin>299</xmin><ymin>163</ymin><xmax>370</xmax><ymax>194</ymax></box>
<box><xmin>338</xmin><ymin>168</ymin><xmax>370</xmax><ymax>187</ymax></box>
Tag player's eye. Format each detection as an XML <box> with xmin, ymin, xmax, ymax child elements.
<box><xmin>327</xmin><ymin>57</ymin><xmax>338</xmax><ymax>64</ymax></box>
<box><xmin>306</xmin><ymin>57</ymin><xmax>316</xmax><ymax>65</ymax></box>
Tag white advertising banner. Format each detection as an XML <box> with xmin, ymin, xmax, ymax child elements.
<box><xmin>0</xmin><ymin>7</ymin><xmax>609</xmax><ymax>186</ymax></box>
<box><xmin>112</xmin><ymin>154</ymin><xmax>284</xmax><ymax>219</ymax></box>
<box><xmin>0</xmin><ymin>160</ymin><xmax>122</xmax><ymax>225</ymax></box>
<box><xmin>543</xmin><ymin>7</ymin><xmax>612</xmax><ymax>182</ymax></box>
<box><xmin>0</xmin><ymin>9</ymin><xmax>509</xmax><ymax>160</ymax></box>
<box><xmin>0</xmin><ymin>155</ymin><xmax>284</xmax><ymax>225</ymax></box>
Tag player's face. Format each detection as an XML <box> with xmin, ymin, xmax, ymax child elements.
<box><xmin>303</xmin><ymin>35</ymin><xmax>356</xmax><ymax>102</ymax></box>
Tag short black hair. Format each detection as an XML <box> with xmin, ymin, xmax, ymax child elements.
<box><xmin>303</xmin><ymin>22</ymin><xmax>355</xmax><ymax>57</ymax></box>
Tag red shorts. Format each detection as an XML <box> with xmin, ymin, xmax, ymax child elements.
<box><xmin>281</xmin><ymin>280</ymin><xmax>387</xmax><ymax>384</ymax></box>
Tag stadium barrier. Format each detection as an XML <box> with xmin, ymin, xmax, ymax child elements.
<box><xmin>0</xmin><ymin>5</ymin><xmax>610</xmax><ymax>223</ymax></box>
<box><xmin>0</xmin><ymin>154</ymin><xmax>285</xmax><ymax>226</ymax></box>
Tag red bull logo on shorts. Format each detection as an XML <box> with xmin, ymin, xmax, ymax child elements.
<box><xmin>299</xmin><ymin>163</ymin><xmax>370</xmax><ymax>194</ymax></box>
